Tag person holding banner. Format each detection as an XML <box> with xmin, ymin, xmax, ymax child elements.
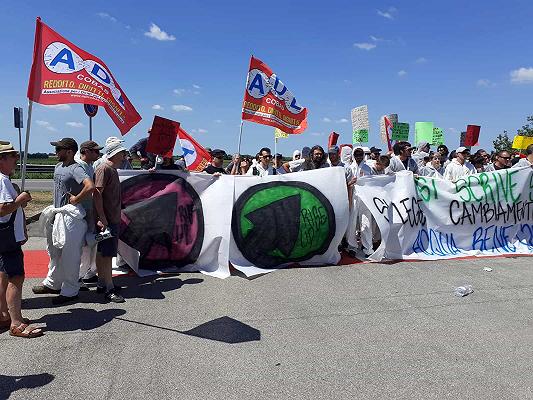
<box><xmin>493</xmin><ymin>150</ymin><xmax>512</xmax><ymax>170</ymax></box>
<box><xmin>388</xmin><ymin>142</ymin><xmax>419</xmax><ymax>174</ymax></box>
<box><xmin>247</xmin><ymin>148</ymin><xmax>277</xmax><ymax>176</ymax></box>
<box><xmin>419</xmin><ymin>153</ymin><xmax>444</xmax><ymax>177</ymax></box>
<box><xmin>443</xmin><ymin>147</ymin><xmax>472</xmax><ymax>181</ymax></box>
<box><xmin>33</xmin><ymin>138</ymin><xmax>94</xmax><ymax>305</ymax></box>
<box><xmin>273</xmin><ymin>154</ymin><xmax>287</xmax><ymax>175</ymax></box>
<box><xmin>514</xmin><ymin>144</ymin><xmax>533</xmax><ymax>168</ymax></box>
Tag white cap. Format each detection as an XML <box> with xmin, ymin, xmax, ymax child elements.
<box><xmin>456</xmin><ymin>146</ymin><xmax>469</xmax><ymax>153</ymax></box>
<box><xmin>106</xmin><ymin>141</ymin><xmax>128</xmax><ymax>158</ymax></box>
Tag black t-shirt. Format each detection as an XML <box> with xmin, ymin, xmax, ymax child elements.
<box><xmin>160</xmin><ymin>163</ymin><xmax>183</xmax><ymax>170</ymax></box>
<box><xmin>203</xmin><ymin>165</ymin><xmax>227</xmax><ymax>174</ymax></box>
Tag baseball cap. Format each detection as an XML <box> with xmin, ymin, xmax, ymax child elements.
<box><xmin>210</xmin><ymin>149</ymin><xmax>226</xmax><ymax>158</ymax></box>
<box><xmin>50</xmin><ymin>138</ymin><xmax>78</xmax><ymax>151</ymax></box>
<box><xmin>328</xmin><ymin>145</ymin><xmax>340</xmax><ymax>154</ymax></box>
<box><xmin>456</xmin><ymin>146</ymin><xmax>469</xmax><ymax>153</ymax></box>
<box><xmin>370</xmin><ymin>146</ymin><xmax>382</xmax><ymax>153</ymax></box>
<box><xmin>80</xmin><ymin>140</ymin><xmax>103</xmax><ymax>152</ymax></box>
<box><xmin>274</xmin><ymin>153</ymin><xmax>283</xmax><ymax>158</ymax></box>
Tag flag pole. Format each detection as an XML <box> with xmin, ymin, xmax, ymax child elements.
<box><xmin>21</xmin><ymin>100</ymin><xmax>33</xmax><ymax>191</ymax></box>
<box><xmin>237</xmin><ymin>121</ymin><xmax>244</xmax><ymax>154</ymax></box>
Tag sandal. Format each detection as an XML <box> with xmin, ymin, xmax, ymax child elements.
<box><xmin>9</xmin><ymin>323</ymin><xmax>44</xmax><ymax>338</ymax></box>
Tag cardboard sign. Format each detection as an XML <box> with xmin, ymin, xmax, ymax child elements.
<box><xmin>146</xmin><ymin>116</ymin><xmax>179</xmax><ymax>158</ymax></box>
<box><xmin>392</xmin><ymin>122</ymin><xmax>409</xmax><ymax>141</ymax></box>
<box><xmin>351</xmin><ymin>105</ymin><xmax>369</xmax><ymax>133</ymax></box>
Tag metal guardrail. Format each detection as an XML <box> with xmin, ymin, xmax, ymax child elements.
<box><xmin>17</xmin><ymin>163</ymin><xmax>55</xmax><ymax>173</ymax></box>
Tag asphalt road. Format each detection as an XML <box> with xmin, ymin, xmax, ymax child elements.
<box><xmin>12</xmin><ymin>179</ymin><xmax>54</xmax><ymax>191</ymax></box>
<box><xmin>2</xmin><ymin>255</ymin><xmax>533</xmax><ymax>399</ymax></box>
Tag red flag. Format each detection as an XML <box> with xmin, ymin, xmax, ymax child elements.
<box><xmin>27</xmin><ymin>18</ymin><xmax>141</xmax><ymax>135</ymax></box>
<box><xmin>177</xmin><ymin>127</ymin><xmax>212</xmax><ymax>172</ymax></box>
<box><xmin>328</xmin><ymin>132</ymin><xmax>339</xmax><ymax>149</ymax></box>
<box><xmin>242</xmin><ymin>56</ymin><xmax>307</xmax><ymax>134</ymax></box>
<box><xmin>146</xmin><ymin>116</ymin><xmax>179</xmax><ymax>158</ymax></box>
<box><xmin>384</xmin><ymin>116</ymin><xmax>393</xmax><ymax>151</ymax></box>
<box><xmin>465</xmin><ymin>125</ymin><xmax>480</xmax><ymax>146</ymax></box>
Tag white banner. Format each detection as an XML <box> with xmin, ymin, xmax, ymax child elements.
<box><xmin>355</xmin><ymin>168</ymin><xmax>533</xmax><ymax>260</ymax></box>
<box><xmin>118</xmin><ymin>170</ymin><xmax>232</xmax><ymax>278</ymax></box>
<box><xmin>117</xmin><ymin>168</ymin><xmax>349</xmax><ymax>278</ymax></box>
<box><xmin>230</xmin><ymin>168</ymin><xmax>349</xmax><ymax>276</ymax></box>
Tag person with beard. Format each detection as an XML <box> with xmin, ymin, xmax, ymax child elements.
<box><xmin>301</xmin><ymin>145</ymin><xmax>329</xmax><ymax>171</ymax></box>
<box><xmin>388</xmin><ymin>141</ymin><xmax>419</xmax><ymax>174</ymax></box>
<box><xmin>32</xmin><ymin>138</ymin><xmax>94</xmax><ymax>305</ymax></box>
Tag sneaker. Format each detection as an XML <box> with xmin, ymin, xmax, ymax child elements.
<box><xmin>97</xmin><ymin>285</ymin><xmax>122</xmax><ymax>294</ymax></box>
<box><xmin>32</xmin><ymin>285</ymin><xmax>61</xmax><ymax>295</ymax></box>
<box><xmin>105</xmin><ymin>289</ymin><xmax>125</xmax><ymax>303</ymax></box>
<box><xmin>81</xmin><ymin>275</ymin><xmax>98</xmax><ymax>284</ymax></box>
<box><xmin>52</xmin><ymin>295</ymin><xmax>79</xmax><ymax>305</ymax></box>
<box><xmin>78</xmin><ymin>281</ymin><xmax>90</xmax><ymax>291</ymax></box>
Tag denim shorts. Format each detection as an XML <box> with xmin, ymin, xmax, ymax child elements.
<box><xmin>0</xmin><ymin>246</ymin><xmax>24</xmax><ymax>277</ymax></box>
<box><xmin>97</xmin><ymin>224</ymin><xmax>119</xmax><ymax>258</ymax></box>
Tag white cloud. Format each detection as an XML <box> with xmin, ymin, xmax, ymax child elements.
<box><xmin>336</xmin><ymin>118</ymin><xmax>349</xmax><ymax>123</ymax></box>
<box><xmin>42</xmin><ymin>104</ymin><xmax>71</xmax><ymax>111</ymax></box>
<box><xmin>97</xmin><ymin>12</ymin><xmax>117</xmax><ymax>23</ymax></box>
<box><xmin>398</xmin><ymin>70</ymin><xmax>407</xmax><ymax>77</ymax></box>
<box><xmin>173</xmin><ymin>88</ymin><xmax>185</xmax><ymax>95</ymax></box>
<box><xmin>321</xmin><ymin>117</ymin><xmax>332</xmax><ymax>123</ymax></box>
<box><xmin>66</xmin><ymin>122</ymin><xmax>84</xmax><ymax>128</ymax></box>
<box><xmin>192</xmin><ymin>84</ymin><xmax>201</xmax><ymax>89</ymax></box>
<box><xmin>415</xmin><ymin>57</ymin><xmax>428</xmax><ymax>64</ymax></box>
<box><xmin>144</xmin><ymin>23</ymin><xmax>176</xmax><ymax>41</ymax></box>
<box><xmin>214</xmin><ymin>119</ymin><xmax>223</xmax><ymax>123</ymax></box>
<box><xmin>353</xmin><ymin>42</ymin><xmax>376</xmax><ymax>51</ymax></box>
<box><xmin>343</xmin><ymin>79</ymin><xmax>352</xmax><ymax>85</ymax></box>
<box><xmin>36</xmin><ymin>120</ymin><xmax>58</xmax><ymax>132</ymax></box>
<box><xmin>449</xmin><ymin>127</ymin><xmax>458</xmax><ymax>133</ymax></box>
<box><xmin>172</xmin><ymin>105</ymin><xmax>193</xmax><ymax>112</ymax></box>
<box><xmin>192</xmin><ymin>128</ymin><xmax>208</xmax><ymax>134</ymax></box>
<box><xmin>510</xmin><ymin>67</ymin><xmax>533</xmax><ymax>84</ymax></box>
<box><xmin>152</xmin><ymin>104</ymin><xmax>164</xmax><ymax>110</ymax></box>
<box><xmin>476</xmin><ymin>79</ymin><xmax>495</xmax><ymax>88</ymax></box>
<box><xmin>310</xmin><ymin>132</ymin><xmax>324</xmax><ymax>137</ymax></box>
<box><xmin>377</xmin><ymin>7</ymin><xmax>397</xmax><ymax>20</ymax></box>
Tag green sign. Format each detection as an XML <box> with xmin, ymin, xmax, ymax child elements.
<box><xmin>232</xmin><ymin>182</ymin><xmax>336</xmax><ymax>269</ymax></box>
<box><xmin>432</xmin><ymin>127</ymin><xmax>444</xmax><ymax>145</ymax></box>
<box><xmin>352</xmin><ymin>129</ymin><xmax>368</xmax><ymax>143</ymax></box>
<box><xmin>415</xmin><ymin>122</ymin><xmax>434</xmax><ymax>145</ymax></box>
<box><xmin>391</xmin><ymin>122</ymin><xmax>409</xmax><ymax>141</ymax></box>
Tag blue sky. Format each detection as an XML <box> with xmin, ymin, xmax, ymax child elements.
<box><xmin>0</xmin><ymin>0</ymin><xmax>532</xmax><ymax>155</ymax></box>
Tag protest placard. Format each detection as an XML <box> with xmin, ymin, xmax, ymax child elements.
<box><xmin>465</xmin><ymin>125</ymin><xmax>480</xmax><ymax>146</ymax></box>
<box><xmin>392</xmin><ymin>122</ymin><xmax>409</xmax><ymax>141</ymax></box>
<box><xmin>432</xmin><ymin>127</ymin><xmax>444</xmax><ymax>145</ymax></box>
<box><xmin>351</xmin><ymin>105</ymin><xmax>369</xmax><ymax>143</ymax></box>
<box><xmin>415</xmin><ymin>122</ymin><xmax>434</xmax><ymax>144</ymax></box>
<box><xmin>512</xmin><ymin>135</ymin><xmax>533</xmax><ymax>149</ymax></box>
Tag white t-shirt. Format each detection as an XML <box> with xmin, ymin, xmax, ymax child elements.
<box><xmin>443</xmin><ymin>159</ymin><xmax>472</xmax><ymax>181</ymax></box>
<box><xmin>0</xmin><ymin>173</ymin><xmax>25</xmax><ymax>242</ymax></box>
<box><xmin>513</xmin><ymin>158</ymin><xmax>533</xmax><ymax>168</ymax></box>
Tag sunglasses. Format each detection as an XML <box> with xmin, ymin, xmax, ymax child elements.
<box><xmin>261</xmin><ymin>154</ymin><xmax>272</xmax><ymax>158</ymax></box>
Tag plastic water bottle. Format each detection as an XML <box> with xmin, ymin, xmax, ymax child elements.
<box><xmin>454</xmin><ymin>285</ymin><xmax>474</xmax><ymax>297</ymax></box>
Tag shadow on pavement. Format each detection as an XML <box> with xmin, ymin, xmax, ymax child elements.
<box><xmin>116</xmin><ymin>315</ymin><xmax>261</xmax><ymax>344</ymax></box>
<box><xmin>114</xmin><ymin>275</ymin><xmax>204</xmax><ymax>300</ymax></box>
<box><xmin>33</xmin><ymin>308</ymin><xmax>126</xmax><ymax>332</ymax></box>
<box><xmin>22</xmin><ymin>276</ymin><xmax>204</xmax><ymax>309</ymax></box>
<box><xmin>0</xmin><ymin>373</ymin><xmax>54</xmax><ymax>399</ymax></box>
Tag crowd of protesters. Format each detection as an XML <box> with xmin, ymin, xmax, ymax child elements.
<box><xmin>0</xmin><ymin>133</ymin><xmax>532</xmax><ymax>338</ymax></box>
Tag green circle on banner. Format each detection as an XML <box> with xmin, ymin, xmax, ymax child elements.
<box><xmin>232</xmin><ymin>181</ymin><xmax>336</xmax><ymax>268</ymax></box>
